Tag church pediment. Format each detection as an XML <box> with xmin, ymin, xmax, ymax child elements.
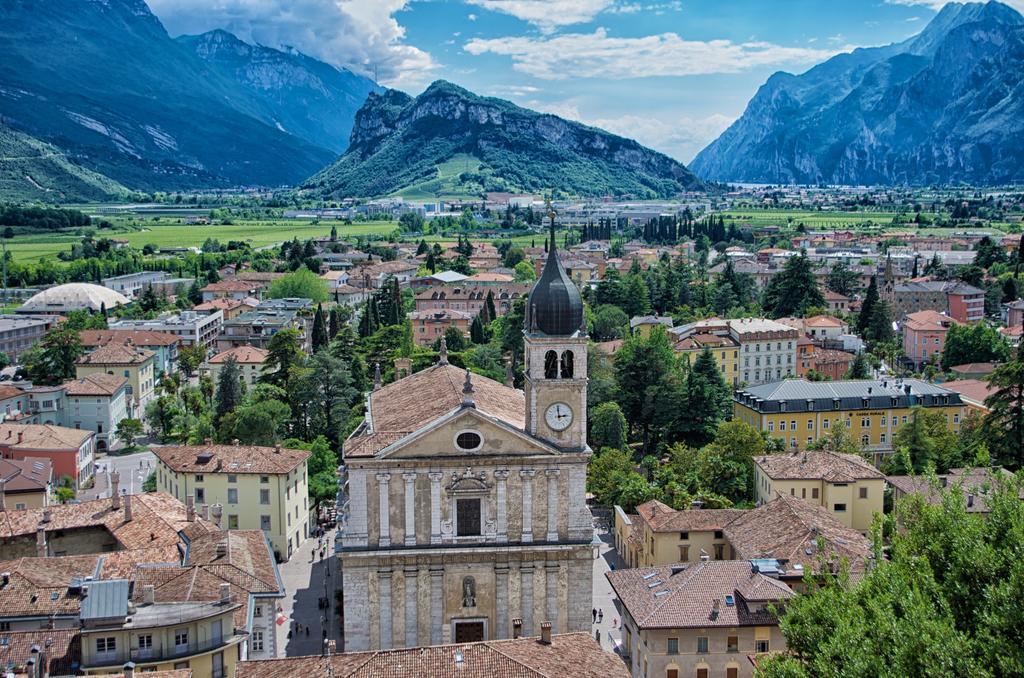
<box><xmin>377</xmin><ymin>407</ymin><xmax>561</xmax><ymax>459</ymax></box>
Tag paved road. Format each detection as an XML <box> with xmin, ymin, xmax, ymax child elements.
<box><xmin>592</xmin><ymin>526</ymin><xmax>627</xmax><ymax>658</ymax></box>
<box><xmin>84</xmin><ymin>449</ymin><xmax>156</xmax><ymax>501</ymax></box>
<box><xmin>275</xmin><ymin>531</ymin><xmax>337</xmax><ymax>657</ymax></box>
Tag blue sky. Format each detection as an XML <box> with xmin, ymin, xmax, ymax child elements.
<box><xmin>148</xmin><ymin>0</ymin><xmax>1010</xmax><ymax>162</ymax></box>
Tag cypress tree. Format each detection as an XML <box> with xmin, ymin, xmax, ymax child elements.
<box><xmin>858</xmin><ymin>276</ymin><xmax>879</xmax><ymax>335</ymax></box>
<box><xmin>484</xmin><ymin>290</ymin><xmax>497</xmax><ymax>324</ymax></box>
<box><xmin>329</xmin><ymin>307</ymin><xmax>341</xmax><ymax>339</ymax></box>
<box><xmin>470</xmin><ymin>315</ymin><xmax>486</xmax><ymax>344</ymax></box>
<box><xmin>312</xmin><ymin>303</ymin><xmax>329</xmax><ymax>351</ymax></box>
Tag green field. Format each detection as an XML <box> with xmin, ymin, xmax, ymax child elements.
<box><xmin>5</xmin><ymin>219</ymin><xmax>400</xmax><ymax>262</ymax></box>
<box><xmin>722</xmin><ymin>208</ymin><xmax>1008</xmax><ymax>236</ymax></box>
<box><xmin>391</xmin><ymin>154</ymin><xmax>484</xmax><ymax>201</ymax></box>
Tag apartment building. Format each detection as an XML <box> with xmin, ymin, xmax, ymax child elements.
<box><xmin>0</xmin><ymin>455</ymin><xmax>52</xmax><ymax>509</ymax></box>
<box><xmin>413</xmin><ymin>284</ymin><xmax>530</xmax><ymax>317</ymax></box>
<box><xmin>61</xmin><ymin>374</ymin><xmax>130</xmax><ymax>452</ymax></box>
<box><xmin>80</xmin><ymin>329</ymin><xmax>181</xmax><ymax>379</ymax></box>
<box><xmin>203</xmin><ymin>346</ymin><xmax>269</xmax><ymax>388</ymax></box>
<box><xmin>733</xmin><ymin>378</ymin><xmax>965</xmax><ymax>461</ymax></box>
<box><xmin>673</xmin><ymin>318</ymin><xmax>799</xmax><ymax>386</ymax></box>
<box><xmin>0</xmin><ymin>314</ymin><xmax>60</xmax><ymax>360</ymax></box>
<box><xmin>111</xmin><ymin>310</ymin><xmax>224</xmax><ymax>349</ymax></box>
<box><xmin>216</xmin><ymin>309</ymin><xmax>309</xmax><ymax>352</ymax></box>
<box><xmin>901</xmin><ymin>310</ymin><xmax>955</xmax><ymax>369</ymax></box>
<box><xmin>607</xmin><ymin>560</ymin><xmax>794</xmax><ymax>678</ymax></box>
<box><xmin>75</xmin><ymin>344</ymin><xmax>156</xmax><ymax>418</ymax></box>
<box><xmin>201</xmin><ymin>279</ymin><xmax>263</xmax><ymax>302</ymax></box>
<box><xmin>152</xmin><ymin>443</ymin><xmax>311</xmax><ymax>561</ymax></box>
<box><xmin>0</xmin><ymin>423</ymin><xmax>95</xmax><ymax>488</ymax></box>
<box><xmin>409</xmin><ymin>308</ymin><xmax>473</xmax><ymax>346</ymax></box>
<box><xmin>675</xmin><ymin>334</ymin><xmax>741</xmax><ymax>387</ymax></box>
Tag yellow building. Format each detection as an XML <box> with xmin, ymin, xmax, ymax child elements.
<box><xmin>0</xmin><ymin>456</ymin><xmax>52</xmax><ymax>509</ymax></box>
<box><xmin>76</xmin><ymin>343</ymin><xmax>156</xmax><ymax>419</ymax></box>
<box><xmin>79</xmin><ymin>579</ymin><xmax>243</xmax><ymax>677</ymax></box>
<box><xmin>752</xmin><ymin>450</ymin><xmax>884</xmax><ymax>533</ymax></box>
<box><xmin>622</xmin><ymin>500</ymin><xmax>743</xmax><ymax>569</ymax></box>
<box><xmin>203</xmin><ymin>346</ymin><xmax>269</xmax><ymax>388</ymax></box>
<box><xmin>629</xmin><ymin>315</ymin><xmax>674</xmax><ymax>339</ymax></box>
<box><xmin>733</xmin><ymin>378</ymin><xmax>965</xmax><ymax>463</ymax></box>
<box><xmin>675</xmin><ymin>333</ymin><xmax>741</xmax><ymax>387</ymax></box>
<box><xmin>152</xmin><ymin>443</ymin><xmax>311</xmax><ymax>561</ymax></box>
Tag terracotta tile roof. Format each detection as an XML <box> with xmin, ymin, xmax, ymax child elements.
<box><xmin>903</xmin><ymin>310</ymin><xmax>955</xmax><ymax>332</ymax></box>
<box><xmin>606</xmin><ymin>560</ymin><xmax>794</xmax><ymax>630</ymax></box>
<box><xmin>813</xmin><ymin>349</ymin><xmax>855</xmax><ymax>365</ymax></box>
<box><xmin>886</xmin><ymin>467</ymin><xmax>1015</xmax><ymax>513</ymax></box>
<box><xmin>823</xmin><ymin>290</ymin><xmax>849</xmax><ymax>301</ymax></box>
<box><xmin>593</xmin><ymin>339</ymin><xmax>623</xmax><ymax>356</ymax></box>
<box><xmin>62</xmin><ymin>373</ymin><xmax>129</xmax><ymax>397</ymax></box>
<box><xmin>0</xmin><ymin>424</ymin><xmax>93</xmax><ymax>451</ymax></box>
<box><xmin>949</xmin><ymin>362</ymin><xmax>998</xmax><ymax>376</ymax></box>
<box><xmin>186</xmin><ymin>530</ymin><xmax>281</xmax><ymax>592</ymax></box>
<box><xmin>79</xmin><ymin>329</ymin><xmax>181</xmax><ymax>347</ymax></box>
<box><xmin>201</xmin><ymin>279</ymin><xmax>260</xmax><ymax>292</ymax></box>
<box><xmin>0</xmin><ymin>456</ymin><xmax>51</xmax><ymax>493</ymax></box>
<box><xmin>0</xmin><ymin>492</ymin><xmax>215</xmax><ymax>551</ymax></box>
<box><xmin>237</xmin><ymin>633</ymin><xmax>627</xmax><ymax>678</ymax></box>
<box><xmin>345</xmin><ymin>363</ymin><xmax>525</xmax><ymax>458</ymax></box>
<box><xmin>634</xmin><ymin>500</ymin><xmax>744</xmax><ymax>532</ymax></box>
<box><xmin>235</xmin><ymin>272</ymin><xmax>285</xmax><ymax>283</ymax></box>
<box><xmin>803</xmin><ymin>315</ymin><xmax>844</xmax><ymax>328</ymax></box>
<box><xmin>940</xmin><ymin>379</ymin><xmax>994</xmax><ymax>407</ymax></box>
<box><xmin>0</xmin><ymin>629</ymin><xmax>80</xmax><ymax>676</ymax></box>
<box><xmin>754</xmin><ymin>450</ymin><xmax>884</xmax><ymax>483</ymax></box>
<box><xmin>152</xmin><ymin>444</ymin><xmax>309</xmax><ymax>475</ymax></box>
<box><xmin>0</xmin><ymin>385</ymin><xmax>26</xmax><ymax>401</ymax></box>
<box><xmin>208</xmin><ymin>346</ymin><xmax>269</xmax><ymax>364</ymax></box>
<box><xmin>76</xmin><ymin>343</ymin><xmax>155</xmax><ymax>366</ymax></box>
<box><xmin>723</xmin><ymin>495</ymin><xmax>873</xmax><ymax>575</ymax></box>
<box><xmin>194</xmin><ymin>298</ymin><xmax>246</xmax><ymax>312</ymax></box>
<box><xmin>0</xmin><ymin>555</ymin><xmax>99</xmax><ymax>618</ymax></box>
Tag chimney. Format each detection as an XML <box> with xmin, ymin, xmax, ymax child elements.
<box><xmin>36</xmin><ymin>527</ymin><xmax>46</xmax><ymax>558</ymax></box>
<box><xmin>219</xmin><ymin>582</ymin><xmax>231</xmax><ymax>604</ymax></box>
<box><xmin>201</xmin><ymin>504</ymin><xmax>210</xmax><ymax>521</ymax></box>
<box><xmin>1</xmin><ymin>572</ymin><xmax>9</xmax><ymax>588</ymax></box>
<box><xmin>699</xmin><ymin>549</ymin><xmax>709</xmax><ymax>562</ymax></box>
<box><xmin>204</xmin><ymin>437</ymin><xmax>213</xmax><ymax>445</ymax></box>
<box><xmin>232</xmin><ymin>439</ymin><xmax>240</xmax><ymax>447</ymax></box>
<box><xmin>512</xmin><ymin>618</ymin><xmax>523</xmax><ymax>639</ymax></box>
<box><xmin>41</xmin><ymin>507</ymin><xmax>51</xmax><ymax>524</ymax></box>
<box><xmin>216</xmin><ymin>539</ymin><xmax>228</xmax><ymax>557</ymax></box>
<box><xmin>211</xmin><ymin>503</ymin><xmax>223</xmax><ymax>529</ymax></box>
<box><xmin>111</xmin><ymin>472</ymin><xmax>121</xmax><ymax>510</ymax></box>
<box><xmin>143</xmin><ymin>585</ymin><xmax>155</xmax><ymax>605</ymax></box>
<box><xmin>17</xmin><ymin>431</ymin><xmax>23</xmax><ymax>444</ymax></box>
<box><xmin>967</xmin><ymin>494</ymin><xmax>975</xmax><ymax>508</ymax></box>
<box><xmin>273</xmin><ymin>445</ymin><xmax>281</xmax><ymax>455</ymax></box>
<box><xmin>124</xmin><ymin>493</ymin><xmax>133</xmax><ymax>522</ymax></box>
<box><xmin>394</xmin><ymin>358</ymin><xmax>411</xmax><ymax>381</ymax></box>
<box><xmin>123</xmin><ymin>661</ymin><xmax>136</xmax><ymax>678</ymax></box>
<box><xmin>539</xmin><ymin>621</ymin><xmax>552</xmax><ymax>645</ymax></box>
<box><xmin>186</xmin><ymin>495</ymin><xmax>195</xmax><ymax>522</ymax></box>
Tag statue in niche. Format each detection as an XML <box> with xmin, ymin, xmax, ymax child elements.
<box><xmin>462</xmin><ymin>576</ymin><xmax>476</xmax><ymax>607</ymax></box>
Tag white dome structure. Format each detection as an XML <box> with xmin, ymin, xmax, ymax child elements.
<box><xmin>18</xmin><ymin>283</ymin><xmax>130</xmax><ymax>314</ymax></box>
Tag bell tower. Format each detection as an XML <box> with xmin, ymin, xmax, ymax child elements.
<box><xmin>522</xmin><ymin>203</ymin><xmax>588</xmax><ymax>451</ymax></box>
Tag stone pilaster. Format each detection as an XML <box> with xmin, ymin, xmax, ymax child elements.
<box><xmin>545</xmin><ymin>469</ymin><xmax>560</xmax><ymax>542</ymax></box>
<box><xmin>494</xmin><ymin>469</ymin><xmax>510</xmax><ymax>543</ymax></box>
<box><xmin>404</xmin><ymin>567</ymin><xmax>418</xmax><ymax>648</ymax></box>
<box><xmin>520</xmin><ymin>469</ymin><xmax>536</xmax><ymax>543</ymax></box>
<box><xmin>429</xmin><ymin>472</ymin><xmax>444</xmax><ymax>545</ymax></box>
<box><xmin>495</xmin><ymin>564</ymin><xmax>510</xmax><ymax>639</ymax></box>
<box><xmin>343</xmin><ymin>469</ymin><xmax>368</xmax><ymax>548</ymax></box>
<box><xmin>566</xmin><ymin>556</ymin><xmax>594</xmax><ymax>633</ymax></box>
<box><xmin>342</xmin><ymin>567</ymin><xmax>370</xmax><ymax>651</ymax></box>
<box><xmin>429</xmin><ymin>567</ymin><xmax>444</xmax><ymax>645</ymax></box>
<box><xmin>567</xmin><ymin>465</ymin><xmax>591</xmax><ymax>541</ymax></box>
<box><xmin>376</xmin><ymin>473</ymin><xmax>391</xmax><ymax>548</ymax></box>
<box><xmin>402</xmin><ymin>472</ymin><xmax>417</xmax><ymax>546</ymax></box>
<box><xmin>545</xmin><ymin>562</ymin><xmax>561</xmax><ymax>633</ymax></box>
<box><xmin>378</xmin><ymin>569</ymin><xmax>393</xmax><ymax>649</ymax></box>
<box><xmin>520</xmin><ymin>563</ymin><xmax>534</xmax><ymax>637</ymax></box>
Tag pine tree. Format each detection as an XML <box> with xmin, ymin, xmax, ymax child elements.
<box><xmin>983</xmin><ymin>343</ymin><xmax>1024</xmax><ymax>467</ymax></box>
<box><xmin>484</xmin><ymin>290</ymin><xmax>497</xmax><ymax>324</ymax></box>
<box><xmin>858</xmin><ymin>276</ymin><xmax>879</xmax><ymax>335</ymax></box>
<box><xmin>358</xmin><ymin>297</ymin><xmax>380</xmax><ymax>338</ymax></box>
<box><xmin>214</xmin><ymin>356</ymin><xmax>245</xmax><ymax>425</ymax></box>
<box><xmin>846</xmin><ymin>351</ymin><xmax>872</xmax><ymax>379</ymax></box>
<box><xmin>866</xmin><ymin>299</ymin><xmax>894</xmax><ymax>343</ymax></box>
<box><xmin>328</xmin><ymin>307</ymin><xmax>341</xmax><ymax>340</ymax></box>
<box><xmin>312</xmin><ymin>303</ymin><xmax>329</xmax><ymax>352</ymax></box>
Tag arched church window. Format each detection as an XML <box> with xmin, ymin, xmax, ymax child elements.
<box><xmin>544</xmin><ymin>350</ymin><xmax>558</xmax><ymax>379</ymax></box>
<box><xmin>560</xmin><ymin>350</ymin><xmax>574</xmax><ymax>378</ymax></box>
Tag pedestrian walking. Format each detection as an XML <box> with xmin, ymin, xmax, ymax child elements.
<box><xmin>306</xmin><ymin>626</ymin><xmax>310</xmax><ymax>637</ymax></box>
<box><xmin>592</xmin><ymin>608</ymin><xmax>597</xmax><ymax>623</ymax></box>
<box><xmin>598</xmin><ymin>609</ymin><xmax>603</xmax><ymax>622</ymax></box>
<box><xmin>613</xmin><ymin>618</ymin><xmax>618</xmax><ymax>629</ymax></box>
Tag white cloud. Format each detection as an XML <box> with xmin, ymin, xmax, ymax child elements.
<box><xmin>146</xmin><ymin>0</ymin><xmax>437</xmax><ymax>89</ymax></box>
<box><xmin>885</xmin><ymin>0</ymin><xmax>1024</xmax><ymax>10</ymax></box>
<box><xmin>464</xmin><ymin>28</ymin><xmax>848</xmax><ymax>80</ymax></box>
<box><xmin>489</xmin><ymin>85</ymin><xmax>542</xmax><ymax>97</ymax></box>
<box><xmin>466</xmin><ymin>0</ymin><xmax>615</xmax><ymax>32</ymax></box>
<box><xmin>607</xmin><ymin>1</ymin><xmax>683</xmax><ymax>15</ymax></box>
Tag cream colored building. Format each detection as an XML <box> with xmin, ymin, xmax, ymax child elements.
<box><xmin>152</xmin><ymin>443</ymin><xmax>310</xmax><ymax>561</ymax></box>
<box><xmin>607</xmin><ymin>560</ymin><xmax>794</xmax><ymax>678</ymax></box>
<box><xmin>338</xmin><ymin>229</ymin><xmax>594</xmax><ymax>651</ymax></box>
<box><xmin>79</xmin><ymin>579</ymin><xmax>243</xmax><ymax>677</ymax></box>
<box><xmin>76</xmin><ymin>343</ymin><xmax>156</xmax><ymax>419</ymax></box>
<box><xmin>202</xmin><ymin>346</ymin><xmax>269</xmax><ymax>388</ymax></box>
<box><xmin>753</xmin><ymin>450</ymin><xmax>885</xmax><ymax>533</ymax></box>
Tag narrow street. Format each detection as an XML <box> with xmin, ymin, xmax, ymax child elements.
<box><xmin>275</xmin><ymin>531</ymin><xmax>339</xmax><ymax>657</ymax></box>
<box><xmin>81</xmin><ymin>449</ymin><xmax>156</xmax><ymax>501</ymax></box>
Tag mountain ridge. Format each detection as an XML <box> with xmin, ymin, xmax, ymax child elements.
<box><xmin>305</xmin><ymin>80</ymin><xmax>704</xmax><ymax>199</ymax></box>
<box><xmin>691</xmin><ymin>1</ymin><xmax>1024</xmax><ymax>186</ymax></box>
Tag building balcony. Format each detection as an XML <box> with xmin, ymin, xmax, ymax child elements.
<box><xmin>82</xmin><ymin>634</ymin><xmax>243</xmax><ymax>668</ymax></box>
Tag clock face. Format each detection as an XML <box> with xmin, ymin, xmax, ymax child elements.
<box><xmin>545</xmin><ymin>402</ymin><xmax>573</xmax><ymax>432</ymax></box>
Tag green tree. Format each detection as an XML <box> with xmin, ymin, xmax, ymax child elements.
<box><xmin>590</xmin><ymin>402</ymin><xmax>628</xmax><ymax>450</ymax></box>
<box><xmin>712</xmin><ymin>281</ymin><xmax>738</xmax><ymax>315</ymax></box>
<box><xmin>312</xmin><ymin>303</ymin><xmax>329</xmax><ymax>352</ymax></box>
<box><xmin>292</xmin><ymin>352</ymin><xmax>356</xmax><ymax>445</ymax></box>
<box><xmin>591</xmin><ymin>304</ymin><xmax>629</xmax><ymax>342</ymax></box>
<box><xmin>941</xmin><ymin>322</ymin><xmax>1011</xmax><ymax>370</ymax></box>
<box><xmin>261</xmin><ymin>328</ymin><xmax>304</xmax><ymax>390</ymax></box>
<box><xmin>826</xmin><ymin>261</ymin><xmax>858</xmax><ymax>296</ymax></box>
<box><xmin>886</xmin><ymin>407</ymin><xmax>960</xmax><ymax>474</ymax></box>
<box><xmin>483</xmin><ymin>290</ymin><xmax>497</xmax><ymax>323</ymax></box>
<box><xmin>230</xmin><ymin>399</ymin><xmax>291</xmax><ymax>445</ymax></box>
<box><xmin>115</xmin><ymin>418</ymin><xmax>144</xmax><ymax>450</ymax></box>
<box><xmin>438</xmin><ymin>326</ymin><xmax>467</xmax><ymax>352</ymax></box>
<box><xmin>267</xmin><ymin>266</ymin><xmax>328</xmax><ymax>302</ymax></box>
<box><xmin>864</xmin><ymin>298</ymin><xmax>894</xmax><ymax>344</ymax></box>
<box><xmin>614</xmin><ymin>328</ymin><xmax>682</xmax><ymax>452</ymax></box>
<box><xmin>55</xmin><ymin>478</ymin><xmax>75</xmax><ymax>503</ymax></box>
<box><xmin>142</xmin><ymin>471</ymin><xmax>156</xmax><ymax>492</ymax></box>
<box><xmin>845</xmin><ymin>351</ymin><xmax>872</xmax><ymax>379</ymax></box>
<box><xmin>857</xmin><ymin>276</ymin><xmax>879</xmax><ymax>335</ymax></box>
<box><xmin>214</xmin><ymin>357</ymin><xmax>246</xmax><ymax>426</ymax></box>
<box><xmin>762</xmin><ymin>252</ymin><xmax>824</xmax><ymax>317</ymax></box>
<box><xmin>177</xmin><ymin>343</ymin><xmax>206</xmax><ymax>378</ymax></box>
<box><xmin>983</xmin><ymin>348</ymin><xmax>1024</xmax><ymax>468</ymax></box>
<box><xmin>513</xmin><ymin>260</ymin><xmax>536</xmax><ymax>282</ymax></box>
<box><xmin>25</xmin><ymin>327</ymin><xmax>83</xmax><ymax>385</ymax></box>
<box><xmin>469</xmin><ymin>315</ymin><xmax>487</xmax><ymax>344</ymax></box>
<box><xmin>286</xmin><ymin>436</ymin><xmax>339</xmax><ymax>512</ymax></box>
<box><xmin>328</xmin><ymin>307</ymin><xmax>341</xmax><ymax>339</ymax></box>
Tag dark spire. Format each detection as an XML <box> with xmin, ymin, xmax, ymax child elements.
<box><xmin>524</xmin><ymin>198</ymin><xmax>585</xmax><ymax>336</ymax></box>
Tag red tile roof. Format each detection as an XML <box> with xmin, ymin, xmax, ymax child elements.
<box><xmin>80</xmin><ymin>329</ymin><xmax>181</xmax><ymax>347</ymax></box>
<box><xmin>77</xmin><ymin>343</ymin><xmax>155</xmax><ymax>366</ymax></box>
<box><xmin>62</xmin><ymin>373</ymin><xmax>129</xmax><ymax>396</ymax></box>
<box><xmin>208</xmin><ymin>346</ymin><xmax>269</xmax><ymax>364</ymax></box>
<box><xmin>634</xmin><ymin>500</ymin><xmax>744</xmax><ymax>532</ymax></box>
<box><xmin>754</xmin><ymin>450</ymin><xmax>884</xmax><ymax>483</ymax></box>
<box><xmin>152</xmin><ymin>443</ymin><xmax>309</xmax><ymax>475</ymax></box>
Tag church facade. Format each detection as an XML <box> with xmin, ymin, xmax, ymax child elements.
<box><xmin>337</xmin><ymin>221</ymin><xmax>594</xmax><ymax>651</ymax></box>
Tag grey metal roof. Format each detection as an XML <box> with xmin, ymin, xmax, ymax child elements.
<box><xmin>80</xmin><ymin>579</ymin><xmax>130</xmax><ymax>621</ymax></box>
<box><xmin>734</xmin><ymin>379</ymin><xmax>962</xmax><ymax>414</ymax></box>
